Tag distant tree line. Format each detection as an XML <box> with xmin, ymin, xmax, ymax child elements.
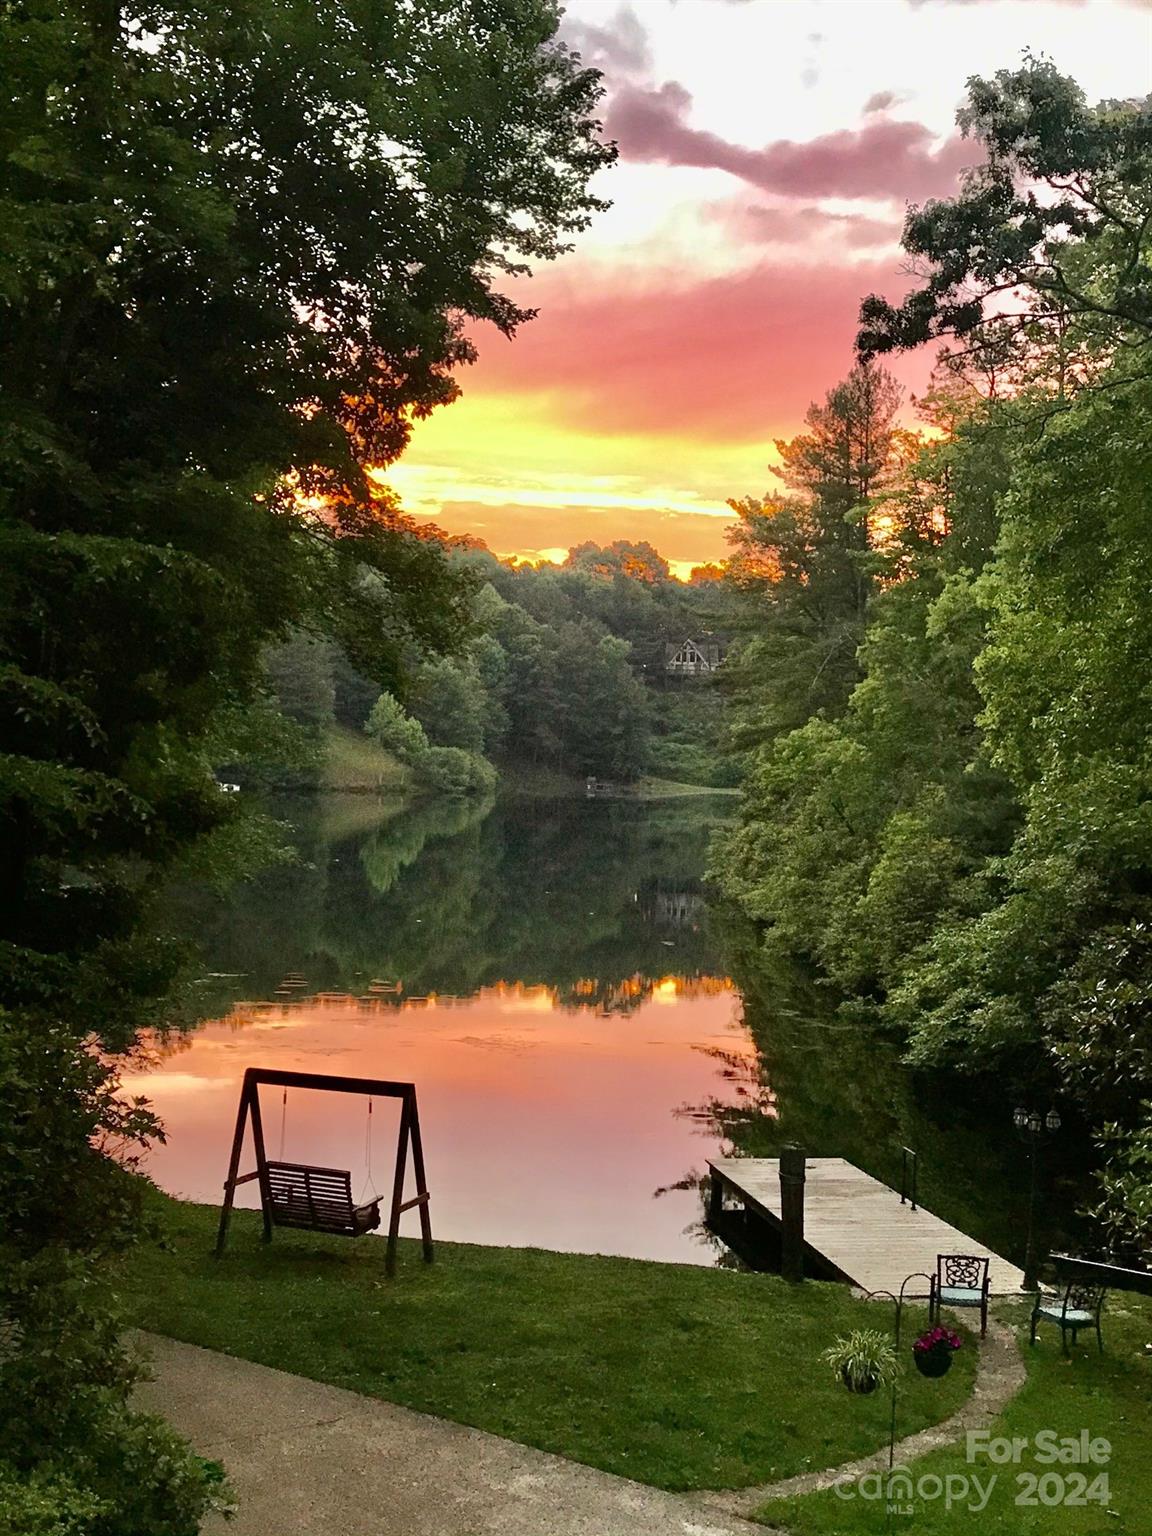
<box><xmin>262</xmin><ymin>539</ymin><xmax>737</xmax><ymax>787</ymax></box>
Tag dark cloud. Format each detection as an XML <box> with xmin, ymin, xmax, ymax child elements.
<box><xmin>605</xmin><ymin>81</ymin><xmax>976</xmax><ymax>200</ymax></box>
<box><xmin>863</xmin><ymin>89</ymin><xmax>905</xmax><ymax>114</ymax></box>
<box><xmin>557</xmin><ymin>6</ymin><xmax>651</xmax><ymax>77</ymax></box>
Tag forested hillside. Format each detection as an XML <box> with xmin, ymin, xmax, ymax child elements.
<box><xmin>260</xmin><ymin>539</ymin><xmax>735</xmax><ymax>789</ymax></box>
<box><xmin>714</xmin><ymin>61</ymin><xmax>1152</xmax><ymax>1257</ymax></box>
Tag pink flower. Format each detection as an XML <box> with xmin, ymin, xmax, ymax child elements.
<box><xmin>914</xmin><ymin>1326</ymin><xmax>962</xmax><ymax>1353</ymax></box>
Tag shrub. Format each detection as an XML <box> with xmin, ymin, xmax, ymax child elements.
<box><xmin>365</xmin><ymin>693</ymin><xmax>429</xmax><ymax>763</ymax></box>
<box><xmin>416</xmin><ymin>747</ymin><xmax>498</xmax><ymax>798</ymax></box>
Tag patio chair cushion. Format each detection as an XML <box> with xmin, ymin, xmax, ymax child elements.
<box><xmin>1037</xmin><ymin>1306</ymin><xmax>1096</xmax><ymax>1326</ymax></box>
<box><xmin>938</xmin><ymin>1285</ymin><xmax>984</xmax><ymax>1306</ymax></box>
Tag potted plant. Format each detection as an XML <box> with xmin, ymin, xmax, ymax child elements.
<box><xmin>912</xmin><ymin>1325</ymin><xmax>962</xmax><ymax>1377</ymax></box>
<box><xmin>822</xmin><ymin>1330</ymin><xmax>900</xmax><ymax>1395</ymax></box>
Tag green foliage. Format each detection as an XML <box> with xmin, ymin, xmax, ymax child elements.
<box><xmin>1085</xmin><ymin>1112</ymin><xmax>1152</xmax><ymax>1261</ymax></box>
<box><xmin>720</xmin><ymin>63</ymin><xmax>1152</xmax><ymax>1252</ymax></box>
<box><xmin>365</xmin><ymin>693</ymin><xmax>430</xmax><ymax>763</ymax></box>
<box><xmin>263</xmin><ymin>633</ymin><xmax>336</xmax><ymax>729</ymax></box>
<box><xmin>365</xmin><ymin>692</ymin><xmax>495</xmax><ymax>798</ymax></box>
<box><xmin>249</xmin><ymin>540</ymin><xmax>732</xmax><ymax>786</ymax></box>
<box><xmin>0</xmin><ymin>1</ymin><xmax>612</xmax><ymax>1526</ymax></box>
<box><xmin>821</xmin><ymin>1330</ymin><xmax>901</xmax><ymax>1392</ymax></box>
<box><xmin>858</xmin><ymin>57</ymin><xmax>1152</xmax><ymax>378</ymax></box>
<box><xmin>409</xmin><ymin>656</ymin><xmax>489</xmax><ymax>752</ymax></box>
<box><xmin>723</xmin><ymin>363</ymin><xmax>905</xmax><ymax>748</ymax></box>
<box><xmin>0</xmin><ymin>1468</ymin><xmax>106</xmax><ymax>1536</ymax></box>
<box><xmin>648</xmin><ymin>686</ymin><xmax>740</xmax><ymax>788</ymax></box>
<box><xmin>415</xmin><ymin>746</ymin><xmax>499</xmax><ymax>799</ymax></box>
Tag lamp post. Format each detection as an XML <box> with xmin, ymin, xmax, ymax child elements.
<box><xmin>1014</xmin><ymin>1106</ymin><xmax>1061</xmax><ymax>1291</ymax></box>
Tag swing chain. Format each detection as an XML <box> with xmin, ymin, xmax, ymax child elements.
<box><xmin>358</xmin><ymin>1098</ymin><xmax>378</xmax><ymax>1204</ymax></box>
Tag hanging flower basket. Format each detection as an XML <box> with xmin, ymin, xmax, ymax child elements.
<box><xmin>822</xmin><ymin>1330</ymin><xmax>900</xmax><ymax>1396</ymax></box>
<box><xmin>840</xmin><ymin>1366</ymin><xmax>881</xmax><ymax>1395</ymax></box>
<box><xmin>913</xmin><ymin>1326</ymin><xmax>962</xmax><ymax>1378</ymax></box>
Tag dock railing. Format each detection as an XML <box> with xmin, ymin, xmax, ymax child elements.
<box><xmin>899</xmin><ymin>1145</ymin><xmax>918</xmax><ymax>1211</ymax></box>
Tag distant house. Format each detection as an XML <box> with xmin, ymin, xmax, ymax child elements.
<box><xmin>664</xmin><ymin>638</ymin><xmax>722</xmax><ymax>676</ymax></box>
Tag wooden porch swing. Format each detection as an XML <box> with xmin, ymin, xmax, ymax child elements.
<box><xmin>215</xmin><ymin>1067</ymin><xmax>433</xmax><ymax>1276</ymax></box>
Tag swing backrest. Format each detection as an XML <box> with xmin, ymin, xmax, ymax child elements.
<box><xmin>264</xmin><ymin>1161</ymin><xmax>380</xmax><ymax>1236</ymax></box>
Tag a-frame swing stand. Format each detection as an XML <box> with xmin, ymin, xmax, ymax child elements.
<box><xmin>215</xmin><ymin>1067</ymin><xmax>433</xmax><ymax>1277</ymax></box>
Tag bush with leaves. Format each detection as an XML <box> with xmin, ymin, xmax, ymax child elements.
<box><xmin>416</xmin><ymin>747</ymin><xmax>499</xmax><ymax>799</ymax></box>
<box><xmin>365</xmin><ymin>692</ymin><xmax>431</xmax><ymax>764</ymax></box>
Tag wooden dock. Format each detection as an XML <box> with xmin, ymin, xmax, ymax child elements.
<box><xmin>708</xmin><ymin>1156</ymin><xmax>1025</xmax><ymax>1296</ymax></box>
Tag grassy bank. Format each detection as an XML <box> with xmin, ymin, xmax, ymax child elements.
<box><xmin>496</xmin><ymin>760</ymin><xmax>738</xmax><ymax>799</ymax></box>
<box><xmin>634</xmin><ymin>775</ymin><xmax>740</xmax><ymax>799</ymax></box>
<box><xmin>319</xmin><ymin>725</ymin><xmax>411</xmax><ymax>793</ymax></box>
<box><xmin>762</xmin><ymin>1297</ymin><xmax>1152</xmax><ymax>1533</ymax></box>
<box><xmin>121</xmin><ymin>1195</ymin><xmax>976</xmax><ymax>1493</ymax></box>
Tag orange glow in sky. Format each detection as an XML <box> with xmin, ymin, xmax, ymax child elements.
<box><xmin>377</xmin><ymin>0</ymin><xmax>1150</xmax><ymax>573</ymax></box>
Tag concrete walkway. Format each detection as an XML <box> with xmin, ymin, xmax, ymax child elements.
<box><xmin>134</xmin><ymin>1333</ymin><xmax>763</xmax><ymax>1536</ymax></box>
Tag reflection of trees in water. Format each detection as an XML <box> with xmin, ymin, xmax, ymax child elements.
<box><xmin>675</xmin><ymin>1043</ymin><xmax>779</xmax><ymax>1137</ymax></box>
<box><xmin>671</xmin><ymin>911</ymin><xmax>1088</xmax><ymax>1268</ymax></box>
<box><xmin>163</xmin><ymin>791</ymin><xmax>737</xmax><ymax>1015</ymax></box>
<box><xmin>653</xmin><ymin>1167</ymin><xmax>749</xmax><ymax>1270</ymax></box>
<box><xmin>358</xmin><ymin>794</ymin><xmax>493</xmax><ymax>895</ymax></box>
<box><xmin>553</xmin><ymin>973</ymin><xmax>733</xmax><ymax>1017</ymax></box>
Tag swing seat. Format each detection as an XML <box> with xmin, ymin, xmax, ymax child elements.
<box><xmin>264</xmin><ymin>1161</ymin><xmax>381</xmax><ymax>1237</ymax></box>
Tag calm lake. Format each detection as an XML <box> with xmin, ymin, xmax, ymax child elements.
<box><xmin>134</xmin><ymin>789</ymin><xmax>1080</xmax><ymax>1268</ymax></box>
<box><xmin>134</xmin><ymin>791</ymin><xmax>752</xmax><ymax>1264</ymax></box>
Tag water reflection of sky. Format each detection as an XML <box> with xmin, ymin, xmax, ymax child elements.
<box><xmin>129</xmin><ymin>976</ymin><xmax>760</xmax><ymax>1265</ymax></box>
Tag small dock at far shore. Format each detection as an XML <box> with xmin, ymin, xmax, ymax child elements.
<box><xmin>708</xmin><ymin>1156</ymin><xmax>1025</xmax><ymax>1296</ymax></box>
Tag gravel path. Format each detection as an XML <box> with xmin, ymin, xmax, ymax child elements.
<box><xmin>689</xmin><ymin>1314</ymin><xmax>1026</xmax><ymax>1522</ymax></box>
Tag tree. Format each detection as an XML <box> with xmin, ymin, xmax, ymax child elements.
<box><xmin>565</xmin><ymin>540</ymin><xmax>671</xmax><ymax>584</ymax></box>
<box><xmin>716</xmin><ymin>386</ymin><xmax>1017</xmax><ymax>991</ymax></box>
<box><xmin>365</xmin><ymin>693</ymin><xmax>429</xmax><ymax>763</ymax></box>
<box><xmin>264</xmin><ymin>632</ymin><xmax>336</xmax><ymax>729</ymax></box>
<box><xmin>723</xmin><ymin>363</ymin><xmax>905</xmax><ymax>746</ymax></box>
<box><xmin>409</xmin><ymin>657</ymin><xmax>489</xmax><ymax>753</ymax></box>
<box><xmin>894</xmin><ymin>374</ymin><xmax>1152</xmax><ymax>1082</ymax></box>
<box><xmin>858</xmin><ymin>60</ymin><xmax>1152</xmax><ymax>389</ymax></box>
<box><xmin>0</xmin><ymin>2</ymin><xmax>612</xmax><ymax>1523</ymax></box>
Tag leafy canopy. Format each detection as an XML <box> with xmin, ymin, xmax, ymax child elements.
<box><xmin>858</xmin><ymin>57</ymin><xmax>1152</xmax><ymax>386</ymax></box>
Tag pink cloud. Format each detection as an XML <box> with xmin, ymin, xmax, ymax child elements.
<box><xmin>863</xmin><ymin>89</ymin><xmax>906</xmax><ymax>114</ymax></box>
<box><xmin>728</xmin><ymin>201</ymin><xmax>901</xmax><ymax>249</ymax></box>
<box><xmin>605</xmin><ymin>82</ymin><xmax>976</xmax><ymax>201</ymax></box>
<box><xmin>468</xmin><ymin>259</ymin><xmax>930</xmax><ymax>441</ymax></box>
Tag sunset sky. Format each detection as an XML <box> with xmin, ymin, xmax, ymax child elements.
<box><xmin>385</xmin><ymin>0</ymin><xmax>1152</xmax><ymax>577</ymax></box>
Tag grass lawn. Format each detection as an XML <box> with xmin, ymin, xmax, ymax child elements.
<box><xmin>120</xmin><ymin>1194</ymin><xmax>977</xmax><ymax>1493</ymax></box>
<box><xmin>759</xmin><ymin>1297</ymin><xmax>1152</xmax><ymax>1533</ymax></box>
